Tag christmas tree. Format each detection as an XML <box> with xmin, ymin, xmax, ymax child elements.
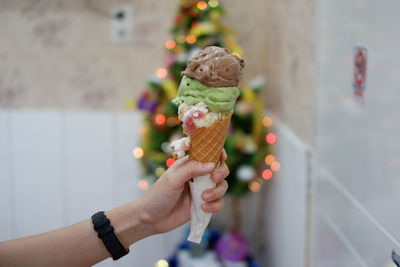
<box><xmin>135</xmin><ymin>0</ymin><xmax>278</xmax><ymax>195</ymax></box>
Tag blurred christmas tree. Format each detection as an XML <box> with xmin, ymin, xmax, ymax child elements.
<box><xmin>134</xmin><ymin>0</ymin><xmax>278</xmax><ymax>195</ymax></box>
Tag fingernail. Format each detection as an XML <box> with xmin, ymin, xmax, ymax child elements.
<box><xmin>203</xmin><ymin>192</ymin><xmax>213</xmax><ymax>200</ymax></box>
<box><xmin>202</xmin><ymin>203</ymin><xmax>210</xmax><ymax>210</ymax></box>
<box><xmin>203</xmin><ymin>163</ymin><xmax>215</xmax><ymax>169</ymax></box>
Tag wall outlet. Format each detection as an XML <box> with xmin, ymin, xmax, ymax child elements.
<box><xmin>110</xmin><ymin>4</ymin><xmax>134</xmax><ymax>43</ymax></box>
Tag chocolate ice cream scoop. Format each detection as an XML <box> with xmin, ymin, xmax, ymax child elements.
<box><xmin>181</xmin><ymin>46</ymin><xmax>245</xmax><ymax>87</ymax></box>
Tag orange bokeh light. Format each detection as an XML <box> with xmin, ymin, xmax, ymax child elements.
<box><xmin>133</xmin><ymin>147</ymin><xmax>144</xmax><ymax>158</ymax></box>
<box><xmin>197</xmin><ymin>1</ymin><xmax>208</xmax><ymax>10</ymax></box>
<box><xmin>271</xmin><ymin>161</ymin><xmax>281</xmax><ymax>172</ymax></box>
<box><xmin>166</xmin><ymin>158</ymin><xmax>176</xmax><ymax>168</ymax></box>
<box><xmin>262</xmin><ymin>169</ymin><xmax>273</xmax><ymax>180</ymax></box>
<box><xmin>249</xmin><ymin>180</ymin><xmax>262</xmax><ymax>192</ymax></box>
<box><xmin>266</xmin><ymin>133</ymin><xmax>277</xmax><ymax>144</ymax></box>
<box><xmin>138</xmin><ymin>180</ymin><xmax>149</xmax><ymax>191</ymax></box>
<box><xmin>186</xmin><ymin>34</ymin><xmax>197</xmax><ymax>44</ymax></box>
<box><xmin>156</xmin><ymin>68</ymin><xmax>168</xmax><ymax>78</ymax></box>
<box><xmin>164</xmin><ymin>40</ymin><xmax>176</xmax><ymax>49</ymax></box>
<box><xmin>262</xmin><ymin>116</ymin><xmax>273</xmax><ymax>127</ymax></box>
<box><xmin>154</xmin><ymin>114</ymin><xmax>167</xmax><ymax>125</ymax></box>
<box><xmin>264</xmin><ymin>154</ymin><xmax>276</xmax><ymax>165</ymax></box>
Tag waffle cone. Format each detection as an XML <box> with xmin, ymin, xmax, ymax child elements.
<box><xmin>189</xmin><ymin>114</ymin><xmax>232</xmax><ymax>164</ymax></box>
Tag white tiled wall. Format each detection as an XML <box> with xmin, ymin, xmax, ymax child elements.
<box><xmin>312</xmin><ymin>0</ymin><xmax>400</xmax><ymax>266</ymax></box>
<box><xmin>263</xmin><ymin>120</ymin><xmax>311</xmax><ymax>267</ymax></box>
<box><xmin>11</xmin><ymin>112</ymin><xmax>65</xmax><ymax>236</ymax></box>
<box><xmin>0</xmin><ymin>112</ymin><xmax>13</xmax><ymax>241</ymax></box>
<box><xmin>0</xmin><ymin>110</ymin><xmax>185</xmax><ymax>267</ymax></box>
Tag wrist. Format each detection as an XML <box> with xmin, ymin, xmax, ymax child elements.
<box><xmin>105</xmin><ymin>202</ymin><xmax>154</xmax><ymax>249</ymax></box>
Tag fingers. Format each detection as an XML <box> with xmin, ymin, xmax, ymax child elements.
<box><xmin>202</xmin><ymin>180</ymin><xmax>228</xmax><ymax>202</ymax></box>
<box><xmin>202</xmin><ymin>198</ymin><xmax>224</xmax><ymax>213</ymax></box>
<box><xmin>165</xmin><ymin>160</ymin><xmax>215</xmax><ymax>188</ymax></box>
<box><xmin>201</xmin><ymin>180</ymin><xmax>228</xmax><ymax>213</ymax></box>
<box><xmin>163</xmin><ymin>148</ymin><xmax>228</xmax><ymax>188</ymax></box>
<box><xmin>220</xmin><ymin>148</ymin><xmax>227</xmax><ymax>162</ymax></box>
<box><xmin>169</xmin><ymin>155</ymin><xmax>189</xmax><ymax>169</ymax></box>
<box><xmin>211</xmin><ymin>162</ymin><xmax>229</xmax><ymax>183</ymax></box>
<box><xmin>170</xmin><ymin>148</ymin><xmax>226</xmax><ymax>171</ymax></box>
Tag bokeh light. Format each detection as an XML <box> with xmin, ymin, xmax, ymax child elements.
<box><xmin>156</xmin><ymin>68</ymin><xmax>168</xmax><ymax>78</ymax></box>
<box><xmin>166</xmin><ymin>158</ymin><xmax>176</xmax><ymax>168</ymax></box>
<box><xmin>262</xmin><ymin>116</ymin><xmax>273</xmax><ymax>127</ymax></box>
<box><xmin>154</xmin><ymin>114</ymin><xmax>167</xmax><ymax>125</ymax></box>
<box><xmin>266</xmin><ymin>133</ymin><xmax>277</xmax><ymax>144</ymax></box>
<box><xmin>161</xmin><ymin>142</ymin><xmax>171</xmax><ymax>153</ymax></box>
<box><xmin>155</xmin><ymin>259</ymin><xmax>169</xmax><ymax>267</ymax></box>
<box><xmin>264</xmin><ymin>154</ymin><xmax>276</xmax><ymax>165</ymax></box>
<box><xmin>208</xmin><ymin>0</ymin><xmax>219</xmax><ymax>8</ymax></box>
<box><xmin>186</xmin><ymin>34</ymin><xmax>197</xmax><ymax>44</ymax></box>
<box><xmin>262</xmin><ymin>169</ymin><xmax>273</xmax><ymax>180</ymax></box>
<box><xmin>133</xmin><ymin>147</ymin><xmax>144</xmax><ymax>158</ymax></box>
<box><xmin>249</xmin><ymin>180</ymin><xmax>262</xmax><ymax>192</ymax></box>
<box><xmin>138</xmin><ymin>180</ymin><xmax>149</xmax><ymax>191</ymax></box>
<box><xmin>164</xmin><ymin>40</ymin><xmax>176</xmax><ymax>50</ymax></box>
<box><xmin>271</xmin><ymin>161</ymin><xmax>281</xmax><ymax>172</ymax></box>
<box><xmin>197</xmin><ymin>1</ymin><xmax>208</xmax><ymax>10</ymax></box>
<box><xmin>155</xmin><ymin>167</ymin><xmax>165</xmax><ymax>177</ymax></box>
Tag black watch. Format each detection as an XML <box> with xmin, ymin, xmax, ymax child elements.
<box><xmin>91</xmin><ymin>211</ymin><xmax>129</xmax><ymax>260</ymax></box>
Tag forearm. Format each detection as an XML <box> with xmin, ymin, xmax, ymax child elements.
<box><xmin>0</xmin><ymin>202</ymin><xmax>154</xmax><ymax>267</ymax></box>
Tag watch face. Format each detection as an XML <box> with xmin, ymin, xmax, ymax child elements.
<box><xmin>92</xmin><ymin>211</ymin><xmax>108</xmax><ymax>227</ymax></box>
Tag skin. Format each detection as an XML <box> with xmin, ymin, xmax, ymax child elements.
<box><xmin>0</xmin><ymin>151</ymin><xmax>229</xmax><ymax>267</ymax></box>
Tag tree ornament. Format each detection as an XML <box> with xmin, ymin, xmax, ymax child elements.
<box><xmin>242</xmin><ymin>136</ymin><xmax>257</xmax><ymax>153</ymax></box>
<box><xmin>237</xmin><ymin>165</ymin><xmax>256</xmax><ymax>182</ymax></box>
<box><xmin>215</xmin><ymin>231</ymin><xmax>250</xmax><ymax>262</ymax></box>
<box><xmin>161</xmin><ymin>142</ymin><xmax>172</xmax><ymax>153</ymax></box>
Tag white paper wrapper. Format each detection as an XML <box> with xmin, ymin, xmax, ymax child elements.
<box><xmin>187</xmin><ymin>173</ymin><xmax>216</xmax><ymax>243</ymax></box>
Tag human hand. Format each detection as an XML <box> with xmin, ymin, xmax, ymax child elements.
<box><xmin>0</xmin><ymin>151</ymin><xmax>228</xmax><ymax>267</ymax></box>
<box><xmin>135</xmin><ymin>150</ymin><xmax>229</xmax><ymax>234</ymax></box>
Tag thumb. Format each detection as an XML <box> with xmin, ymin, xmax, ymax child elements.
<box><xmin>167</xmin><ymin>160</ymin><xmax>215</xmax><ymax>187</ymax></box>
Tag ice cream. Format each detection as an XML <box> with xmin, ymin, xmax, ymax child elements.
<box><xmin>181</xmin><ymin>46</ymin><xmax>244</xmax><ymax>87</ymax></box>
<box><xmin>172</xmin><ymin>76</ymin><xmax>240</xmax><ymax>114</ymax></box>
<box><xmin>169</xmin><ymin>46</ymin><xmax>244</xmax><ymax>243</ymax></box>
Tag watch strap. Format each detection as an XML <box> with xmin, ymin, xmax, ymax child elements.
<box><xmin>91</xmin><ymin>211</ymin><xmax>129</xmax><ymax>260</ymax></box>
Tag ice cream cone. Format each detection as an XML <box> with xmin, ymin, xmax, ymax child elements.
<box><xmin>171</xmin><ymin>46</ymin><xmax>244</xmax><ymax>244</ymax></box>
<box><xmin>187</xmin><ymin>114</ymin><xmax>232</xmax><ymax>243</ymax></box>
<box><xmin>189</xmin><ymin>113</ymin><xmax>232</xmax><ymax>164</ymax></box>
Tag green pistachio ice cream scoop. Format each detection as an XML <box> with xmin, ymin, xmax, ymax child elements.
<box><xmin>172</xmin><ymin>76</ymin><xmax>240</xmax><ymax>113</ymax></box>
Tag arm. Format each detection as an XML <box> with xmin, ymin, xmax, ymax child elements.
<box><xmin>0</xmin><ymin>202</ymin><xmax>151</xmax><ymax>267</ymax></box>
<box><xmin>0</xmin><ymin>153</ymin><xmax>229</xmax><ymax>267</ymax></box>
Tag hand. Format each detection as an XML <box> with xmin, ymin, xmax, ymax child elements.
<box><xmin>135</xmin><ymin>151</ymin><xmax>229</xmax><ymax>234</ymax></box>
<box><xmin>0</xmin><ymin>150</ymin><xmax>229</xmax><ymax>267</ymax></box>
